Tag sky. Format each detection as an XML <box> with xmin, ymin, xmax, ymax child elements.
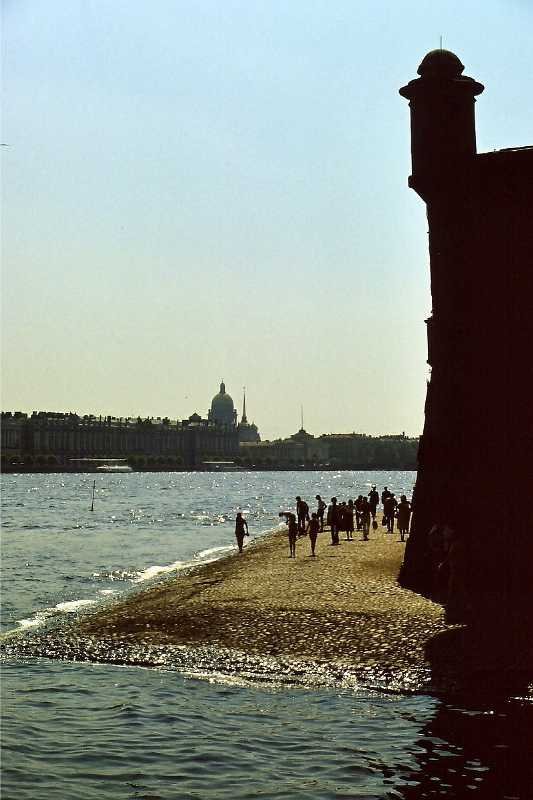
<box><xmin>2</xmin><ymin>1</ymin><xmax>531</xmax><ymax>441</ymax></box>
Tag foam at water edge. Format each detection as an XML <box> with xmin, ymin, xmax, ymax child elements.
<box><xmin>133</xmin><ymin>560</ymin><xmax>185</xmax><ymax>583</ymax></box>
<box><xmin>16</xmin><ymin>599</ymin><xmax>97</xmax><ymax>630</ymax></box>
<box><xmin>12</xmin><ymin>524</ymin><xmax>287</xmax><ymax>635</ymax></box>
<box><xmin>194</xmin><ymin>545</ymin><xmax>234</xmax><ymax>561</ymax></box>
<box><xmin>135</xmin><ymin>523</ymin><xmax>286</xmax><ymax>581</ymax></box>
<box><xmin>55</xmin><ymin>599</ymin><xmax>97</xmax><ymax>613</ymax></box>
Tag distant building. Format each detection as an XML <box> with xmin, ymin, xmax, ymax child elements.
<box><xmin>239</xmin><ymin>428</ymin><xmax>417</xmax><ymax>469</ymax></box>
<box><xmin>1</xmin><ymin>381</ymin><xmax>260</xmax><ymax>470</ymax></box>
<box><xmin>1</xmin><ymin>408</ymin><xmax>239</xmax><ymax>469</ymax></box>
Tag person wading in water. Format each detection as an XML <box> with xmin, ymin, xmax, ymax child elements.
<box><xmin>234</xmin><ymin>512</ymin><xmax>249</xmax><ymax>553</ymax></box>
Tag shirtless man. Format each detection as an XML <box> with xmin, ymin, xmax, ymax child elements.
<box><xmin>315</xmin><ymin>494</ymin><xmax>327</xmax><ymax>531</ymax></box>
<box><xmin>295</xmin><ymin>496</ymin><xmax>310</xmax><ymax>535</ymax></box>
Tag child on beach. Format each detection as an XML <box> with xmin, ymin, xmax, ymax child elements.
<box><xmin>279</xmin><ymin>511</ymin><xmax>298</xmax><ymax>558</ymax></box>
<box><xmin>306</xmin><ymin>513</ymin><xmax>320</xmax><ymax>556</ymax></box>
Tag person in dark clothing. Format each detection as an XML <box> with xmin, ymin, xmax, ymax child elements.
<box><xmin>328</xmin><ymin>497</ymin><xmax>340</xmax><ymax>545</ymax></box>
<box><xmin>306</xmin><ymin>512</ymin><xmax>320</xmax><ymax>556</ymax></box>
<box><xmin>279</xmin><ymin>511</ymin><xmax>298</xmax><ymax>558</ymax></box>
<box><xmin>355</xmin><ymin>495</ymin><xmax>364</xmax><ymax>530</ymax></box>
<box><xmin>295</xmin><ymin>496</ymin><xmax>310</xmax><ymax>535</ymax></box>
<box><xmin>397</xmin><ymin>495</ymin><xmax>411</xmax><ymax>542</ymax></box>
<box><xmin>381</xmin><ymin>486</ymin><xmax>392</xmax><ymax>508</ymax></box>
<box><xmin>235</xmin><ymin>512</ymin><xmax>249</xmax><ymax>553</ymax></box>
<box><xmin>368</xmin><ymin>486</ymin><xmax>379</xmax><ymax>520</ymax></box>
<box><xmin>338</xmin><ymin>502</ymin><xmax>347</xmax><ymax>537</ymax></box>
<box><xmin>315</xmin><ymin>494</ymin><xmax>327</xmax><ymax>531</ymax></box>
<box><xmin>346</xmin><ymin>499</ymin><xmax>355</xmax><ymax>541</ymax></box>
<box><xmin>361</xmin><ymin>497</ymin><xmax>371</xmax><ymax>541</ymax></box>
<box><xmin>384</xmin><ymin>494</ymin><xmax>398</xmax><ymax>533</ymax></box>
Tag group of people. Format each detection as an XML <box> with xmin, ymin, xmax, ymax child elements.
<box><xmin>235</xmin><ymin>486</ymin><xmax>412</xmax><ymax>558</ymax></box>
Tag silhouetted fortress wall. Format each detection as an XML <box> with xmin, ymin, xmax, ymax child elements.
<box><xmin>399</xmin><ymin>51</ymin><xmax>533</xmax><ymax>626</ymax></box>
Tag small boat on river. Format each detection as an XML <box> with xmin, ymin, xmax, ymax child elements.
<box><xmin>96</xmin><ymin>460</ymin><xmax>133</xmax><ymax>473</ymax></box>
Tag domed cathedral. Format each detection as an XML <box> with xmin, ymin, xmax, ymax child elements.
<box><xmin>237</xmin><ymin>388</ymin><xmax>260</xmax><ymax>444</ymax></box>
<box><xmin>208</xmin><ymin>381</ymin><xmax>238</xmax><ymax>427</ymax></box>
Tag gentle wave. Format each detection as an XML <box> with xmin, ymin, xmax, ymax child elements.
<box><xmin>132</xmin><ymin>559</ymin><xmax>186</xmax><ymax>583</ymax></box>
<box><xmin>17</xmin><ymin>599</ymin><xmax>97</xmax><ymax>630</ymax></box>
<box><xmin>12</xmin><ymin>524</ymin><xmax>284</xmax><ymax>633</ymax></box>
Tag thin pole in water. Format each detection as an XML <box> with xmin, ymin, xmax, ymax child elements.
<box><xmin>90</xmin><ymin>480</ymin><xmax>96</xmax><ymax>512</ymax></box>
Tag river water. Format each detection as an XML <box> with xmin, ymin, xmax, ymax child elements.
<box><xmin>2</xmin><ymin>471</ymin><xmax>532</xmax><ymax>799</ymax></box>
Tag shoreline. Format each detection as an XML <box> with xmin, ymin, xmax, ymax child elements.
<box><xmin>3</xmin><ymin>518</ymin><xmax>461</xmax><ymax>692</ymax></box>
<box><xmin>77</xmin><ymin>520</ymin><xmax>449</xmax><ymax>667</ymax></box>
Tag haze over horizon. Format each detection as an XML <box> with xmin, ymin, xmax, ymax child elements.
<box><xmin>2</xmin><ymin>1</ymin><xmax>531</xmax><ymax>441</ymax></box>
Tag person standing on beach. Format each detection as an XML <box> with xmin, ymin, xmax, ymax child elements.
<box><xmin>384</xmin><ymin>494</ymin><xmax>398</xmax><ymax>533</ymax></box>
<box><xmin>368</xmin><ymin>486</ymin><xmax>379</xmax><ymax>520</ymax></box>
<box><xmin>235</xmin><ymin>512</ymin><xmax>249</xmax><ymax>553</ymax></box>
<box><xmin>355</xmin><ymin>495</ymin><xmax>364</xmax><ymax>531</ymax></box>
<box><xmin>295</xmin><ymin>496</ymin><xmax>310</xmax><ymax>535</ymax></box>
<box><xmin>328</xmin><ymin>497</ymin><xmax>340</xmax><ymax>545</ymax></box>
<box><xmin>315</xmin><ymin>495</ymin><xmax>327</xmax><ymax>531</ymax></box>
<box><xmin>279</xmin><ymin>511</ymin><xmax>298</xmax><ymax>558</ymax></box>
<box><xmin>397</xmin><ymin>495</ymin><xmax>411</xmax><ymax>542</ymax></box>
<box><xmin>381</xmin><ymin>486</ymin><xmax>391</xmax><ymax>509</ymax></box>
<box><xmin>361</xmin><ymin>497</ymin><xmax>371</xmax><ymax>541</ymax></box>
<box><xmin>346</xmin><ymin>499</ymin><xmax>355</xmax><ymax>541</ymax></box>
<box><xmin>306</xmin><ymin>512</ymin><xmax>320</xmax><ymax>556</ymax></box>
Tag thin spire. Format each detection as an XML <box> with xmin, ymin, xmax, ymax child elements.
<box><xmin>242</xmin><ymin>386</ymin><xmax>248</xmax><ymax>423</ymax></box>
<box><xmin>300</xmin><ymin>404</ymin><xmax>304</xmax><ymax>431</ymax></box>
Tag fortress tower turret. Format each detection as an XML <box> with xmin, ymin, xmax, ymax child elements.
<box><xmin>399</xmin><ymin>49</ymin><xmax>484</xmax><ymax>199</ymax></box>
<box><xmin>399</xmin><ymin>51</ymin><xmax>533</xmax><ymax>668</ymax></box>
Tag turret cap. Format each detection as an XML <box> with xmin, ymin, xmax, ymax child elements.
<box><xmin>417</xmin><ymin>49</ymin><xmax>465</xmax><ymax>79</ymax></box>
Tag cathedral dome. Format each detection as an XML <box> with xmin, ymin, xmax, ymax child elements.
<box><xmin>209</xmin><ymin>381</ymin><xmax>237</xmax><ymax>426</ymax></box>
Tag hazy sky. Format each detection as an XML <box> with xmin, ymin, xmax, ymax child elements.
<box><xmin>2</xmin><ymin>1</ymin><xmax>531</xmax><ymax>440</ymax></box>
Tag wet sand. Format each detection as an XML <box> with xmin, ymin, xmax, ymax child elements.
<box><xmin>77</xmin><ymin>519</ymin><xmax>450</xmax><ymax>672</ymax></box>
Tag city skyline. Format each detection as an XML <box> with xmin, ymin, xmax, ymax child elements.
<box><xmin>2</xmin><ymin>1</ymin><xmax>532</xmax><ymax>441</ymax></box>
<box><xmin>1</xmin><ymin>384</ymin><xmax>414</xmax><ymax>441</ymax></box>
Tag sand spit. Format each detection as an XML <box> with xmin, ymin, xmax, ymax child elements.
<box><xmin>3</xmin><ymin>519</ymin><xmax>462</xmax><ymax>692</ymax></box>
<box><xmin>78</xmin><ymin>522</ymin><xmax>449</xmax><ymax>668</ymax></box>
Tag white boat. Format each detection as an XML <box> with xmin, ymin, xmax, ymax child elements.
<box><xmin>96</xmin><ymin>461</ymin><xmax>133</xmax><ymax>473</ymax></box>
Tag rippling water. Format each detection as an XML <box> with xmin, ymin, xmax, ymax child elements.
<box><xmin>2</xmin><ymin>471</ymin><xmax>532</xmax><ymax>798</ymax></box>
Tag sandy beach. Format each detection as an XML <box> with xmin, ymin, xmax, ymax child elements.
<box><xmin>77</xmin><ymin>518</ymin><xmax>450</xmax><ymax>673</ymax></box>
